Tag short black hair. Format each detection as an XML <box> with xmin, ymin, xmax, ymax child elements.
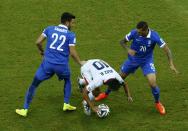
<box><xmin>61</xmin><ymin>12</ymin><xmax>75</xmax><ymax>24</ymax></box>
<box><xmin>106</xmin><ymin>79</ymin><xmax>121</xmax><ymax>91</ymax></box>
<box><xmin>136</xmin><ymin>21</ymin><xmax>148</xmax><ymax>31</ymax></box>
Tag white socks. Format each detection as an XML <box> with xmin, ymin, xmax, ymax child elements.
<box><xmin>79</xmin><ymin>78</ymin><xmax>86</xmax><ymax>85</ymax></box>
<box><xmin>88</xmin><ymin>92</ymin><xmax>95</xmax><ymax>101</ymax></box>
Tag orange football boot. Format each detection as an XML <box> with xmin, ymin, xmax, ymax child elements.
<box><xmin>95</xmin><ymin>93</ymin><xmax>108</xmax><ymax>101</ymax></box>
<box><xmin>155</xmin><ymin>102</ymin><xmax>166</xmax><ymax>115</ymax></box>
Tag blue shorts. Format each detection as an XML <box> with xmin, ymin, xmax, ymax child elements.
<box><xmin>121</xmin><ymin>58</ymin><xmax>156</xmax><ymax>76</ymax></box>
<box><xmin>35</xmin><ymin>60</ymin><xmax>70</xmax><ymax>81</ymax></box>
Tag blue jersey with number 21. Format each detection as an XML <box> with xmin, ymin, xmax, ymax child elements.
<box><xmin>42</xmin><ymin>24</ymin><xmax>76</xmax><ymax>65</ymax></box>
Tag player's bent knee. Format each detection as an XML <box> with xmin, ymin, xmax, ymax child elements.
<box><xmin>146</xmin><ymin>74</ymin><xmax>157</xmax><ymax>87</ymax></box>
<box><xmin>149</xmin><ymin>81</ymin><xmax>157</xmax><ymax>87</ymax></box>
<box><xmin>32</xmin><ymin>77</ymin><xmax>42</xmax><ymax>86</ymax></box>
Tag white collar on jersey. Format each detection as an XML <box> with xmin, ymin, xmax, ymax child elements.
<box><xmin>146</xmin><ymin>29</ymin><xmax>151</xmax><ymax>38</ymax></box>
<box><xmin>58</xmin><ymin>24</ymin><xmax>68</xmax><ymax>29</ymax></box>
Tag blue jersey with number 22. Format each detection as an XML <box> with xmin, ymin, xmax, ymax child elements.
<box><xmin>42</xmin><ymin>24</ymin><xmax>76</xmax><ymax>65</ymax></box>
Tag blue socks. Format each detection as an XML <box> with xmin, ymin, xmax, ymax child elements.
<box><xmin>63</xmin><ymin>78</ymin><xmax>71</xmax><ymax>104</ymax></box>
<box><xmin>105</xmin><ymin>85</ymin><xmax>160</xmax><ymax>103</ymax></box>
<box><xmin>23</xmin><ymin>76</ymin><xmax>72</xmax><ymax>109</ymax></box>
<box><xmin>151</xmin><ymin>86</ymin><xmax>160</xmax><ymax>103</ymax></box>
<box><xmin>105</xmin><ymin>89</ymin><xmax>112</xmax><ymax>95</ymax></box>
<box><xmin>24</xmin><ymin>77</ymin><xmax>42</xmax><ymax>109</ymax></box>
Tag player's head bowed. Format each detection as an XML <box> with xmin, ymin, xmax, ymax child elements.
<box><xmin>105</xmin><ymin>79</ymin><xmax>121</xmax><ymax>91</ymax></box>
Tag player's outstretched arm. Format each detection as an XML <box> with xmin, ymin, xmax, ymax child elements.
<box><xmin>82</xmin><ymin>87</ymin><xmax>98</xmax><ymax>113</ymax></box>
<box><xmin>36</xmin><ymin>34</ymin><xmax>46</xmax><ymax>56</ymax></box>
<box><xmin>163</xmin><ymin>44</ymin><xmax>179</xmax><ymax>74</ymax></box>
<box><xmin>69</xmin><ymin>46</ymin><xmax>85</xmax><ymax>66</ymax></box>
<box><xmin>122</xmin><ymin>83</ymin><xmax>133</xmax><ymax>102</ymax></box>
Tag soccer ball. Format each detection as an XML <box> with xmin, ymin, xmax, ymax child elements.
<box><xmin>97</xmin><ymin>104</ymin><xmax>110</xmax><ymax>118</ymax></box>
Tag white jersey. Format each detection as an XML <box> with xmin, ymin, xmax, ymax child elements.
<box><xmin>81</xmin><ymin>59</ymin><xmax>124</xmax><ymax>92</ymax></box>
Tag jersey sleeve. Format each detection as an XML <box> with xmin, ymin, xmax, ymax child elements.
<box><xmin>68</xmin><ymin>33</ymin><xmax>76</xmax><ymax>46</ymax></box>
<box><xmin>115</xmin><ymin>73</ymin><xmax>124</xmax><ymax>85</ymax></box>
<box><xmin>86</xmin><ymin>79</ymin><xmax>103</xmax><ymax>92</ymax></box>
<box><xmin>125</xmin><ymin>29</ymin><xmax>136</xmax><ymax>41</ymax></box>
<box><xmin>155</xmin><ymin>32</ymin><xmax>166</xmax><ymax>48</ymax></box>
<box><xmin>42</xmin><ymin>27</ymin><xmax>49</xmax><ymax>38</ymax></box>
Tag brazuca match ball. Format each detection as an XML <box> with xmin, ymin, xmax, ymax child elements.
<box><xmin>97</xmin><ymin>104</ymin><xmax>110</xmax><ymax>118</ymax></box>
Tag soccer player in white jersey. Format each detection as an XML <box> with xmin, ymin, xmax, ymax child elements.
<box><xmin>78</xmin><ymin>59</ymin><xmax>132</xmax><ymax>115</ymax></box>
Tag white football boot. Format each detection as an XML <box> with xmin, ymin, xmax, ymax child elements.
<box><xmin>82</xmin><ymin>100</ymin><xmax>91</xmax><ymax>116</ymax></box>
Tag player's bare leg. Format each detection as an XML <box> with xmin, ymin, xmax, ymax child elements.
<box><xmin>82</xmin><ymin>88</ymin><xmax>98</xmax><ymax>115</ymax></box>
<box><xmin>146</xmin><ymin>73</ymin><xmax>166</xmax><ymax>115</ymax></box>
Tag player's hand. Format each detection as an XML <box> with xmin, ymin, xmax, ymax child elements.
<box><xmin>128</xmin><ymin>49</ymin><xmax>136</xmax><ymax>56</ymax></box>
<box><xmin>40</xmin><ymin>51</ymin><xmax>44</xmax><ymax>56</ymax></box>
<box><xmin>80</xmin><ymin>61</ymin><xmax>87</xmax><ymax>66</ymax></box>
<box><xmin>92</xmin><ymin>106</ymin><xmax>99</xmax><ymax>113</ymax></box>
<box><xmin>127</xmin><ymin>96</ymin><xmax>133</xmax><ymax>102</ymax></box>
<box><xmin>170</xmin><ymin>64</ymin><xmax>179</xmax><ymax>74</ymax></box>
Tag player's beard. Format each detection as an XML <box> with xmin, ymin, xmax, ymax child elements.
<box><xmin>68</xmin><ymin>26</ymin><xmax>71</xmax><ymax>31</ymax></box>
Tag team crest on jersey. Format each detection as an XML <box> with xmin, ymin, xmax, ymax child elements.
<box><xmin>136</xmin><ymin>39</ymin><xmax>141</xmax><ymax>42</ymax></box>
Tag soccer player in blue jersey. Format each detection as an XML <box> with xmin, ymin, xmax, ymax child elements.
<box><xmin>16</xmin><ymin>12</ymin><xmax>85</xmax><ymax>117</ymax></box>
<box><xmin>96</xmin><ymin>21</ymin><xmax>179</xmax><ymax>115</ymax></box>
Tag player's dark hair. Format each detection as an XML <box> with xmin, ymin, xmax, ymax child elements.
<box><xmin>106</xmin><ymin>79</ymin><xmax>121</xmax><ymax>91</ymax></box>
<box><xmin>136</xmin><ymin>21</ymin><xmax>148</xmax><ymax>31</ymax></box>
<box><xmin>61</xmin><ymin>12</ymin><xmax>75</xmax><ymax>24</ymax></box>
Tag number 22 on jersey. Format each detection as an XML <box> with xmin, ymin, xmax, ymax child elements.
<box><xmin>50</xmin><ymin>33</ymin><xmax>66</xmax><ymax>51</ymax></box>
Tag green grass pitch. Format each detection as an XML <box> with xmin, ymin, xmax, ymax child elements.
<box><xmin>0</xmin><ymin>0</ymin><xmax>188</xmax><ymax>130</ymax></box>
